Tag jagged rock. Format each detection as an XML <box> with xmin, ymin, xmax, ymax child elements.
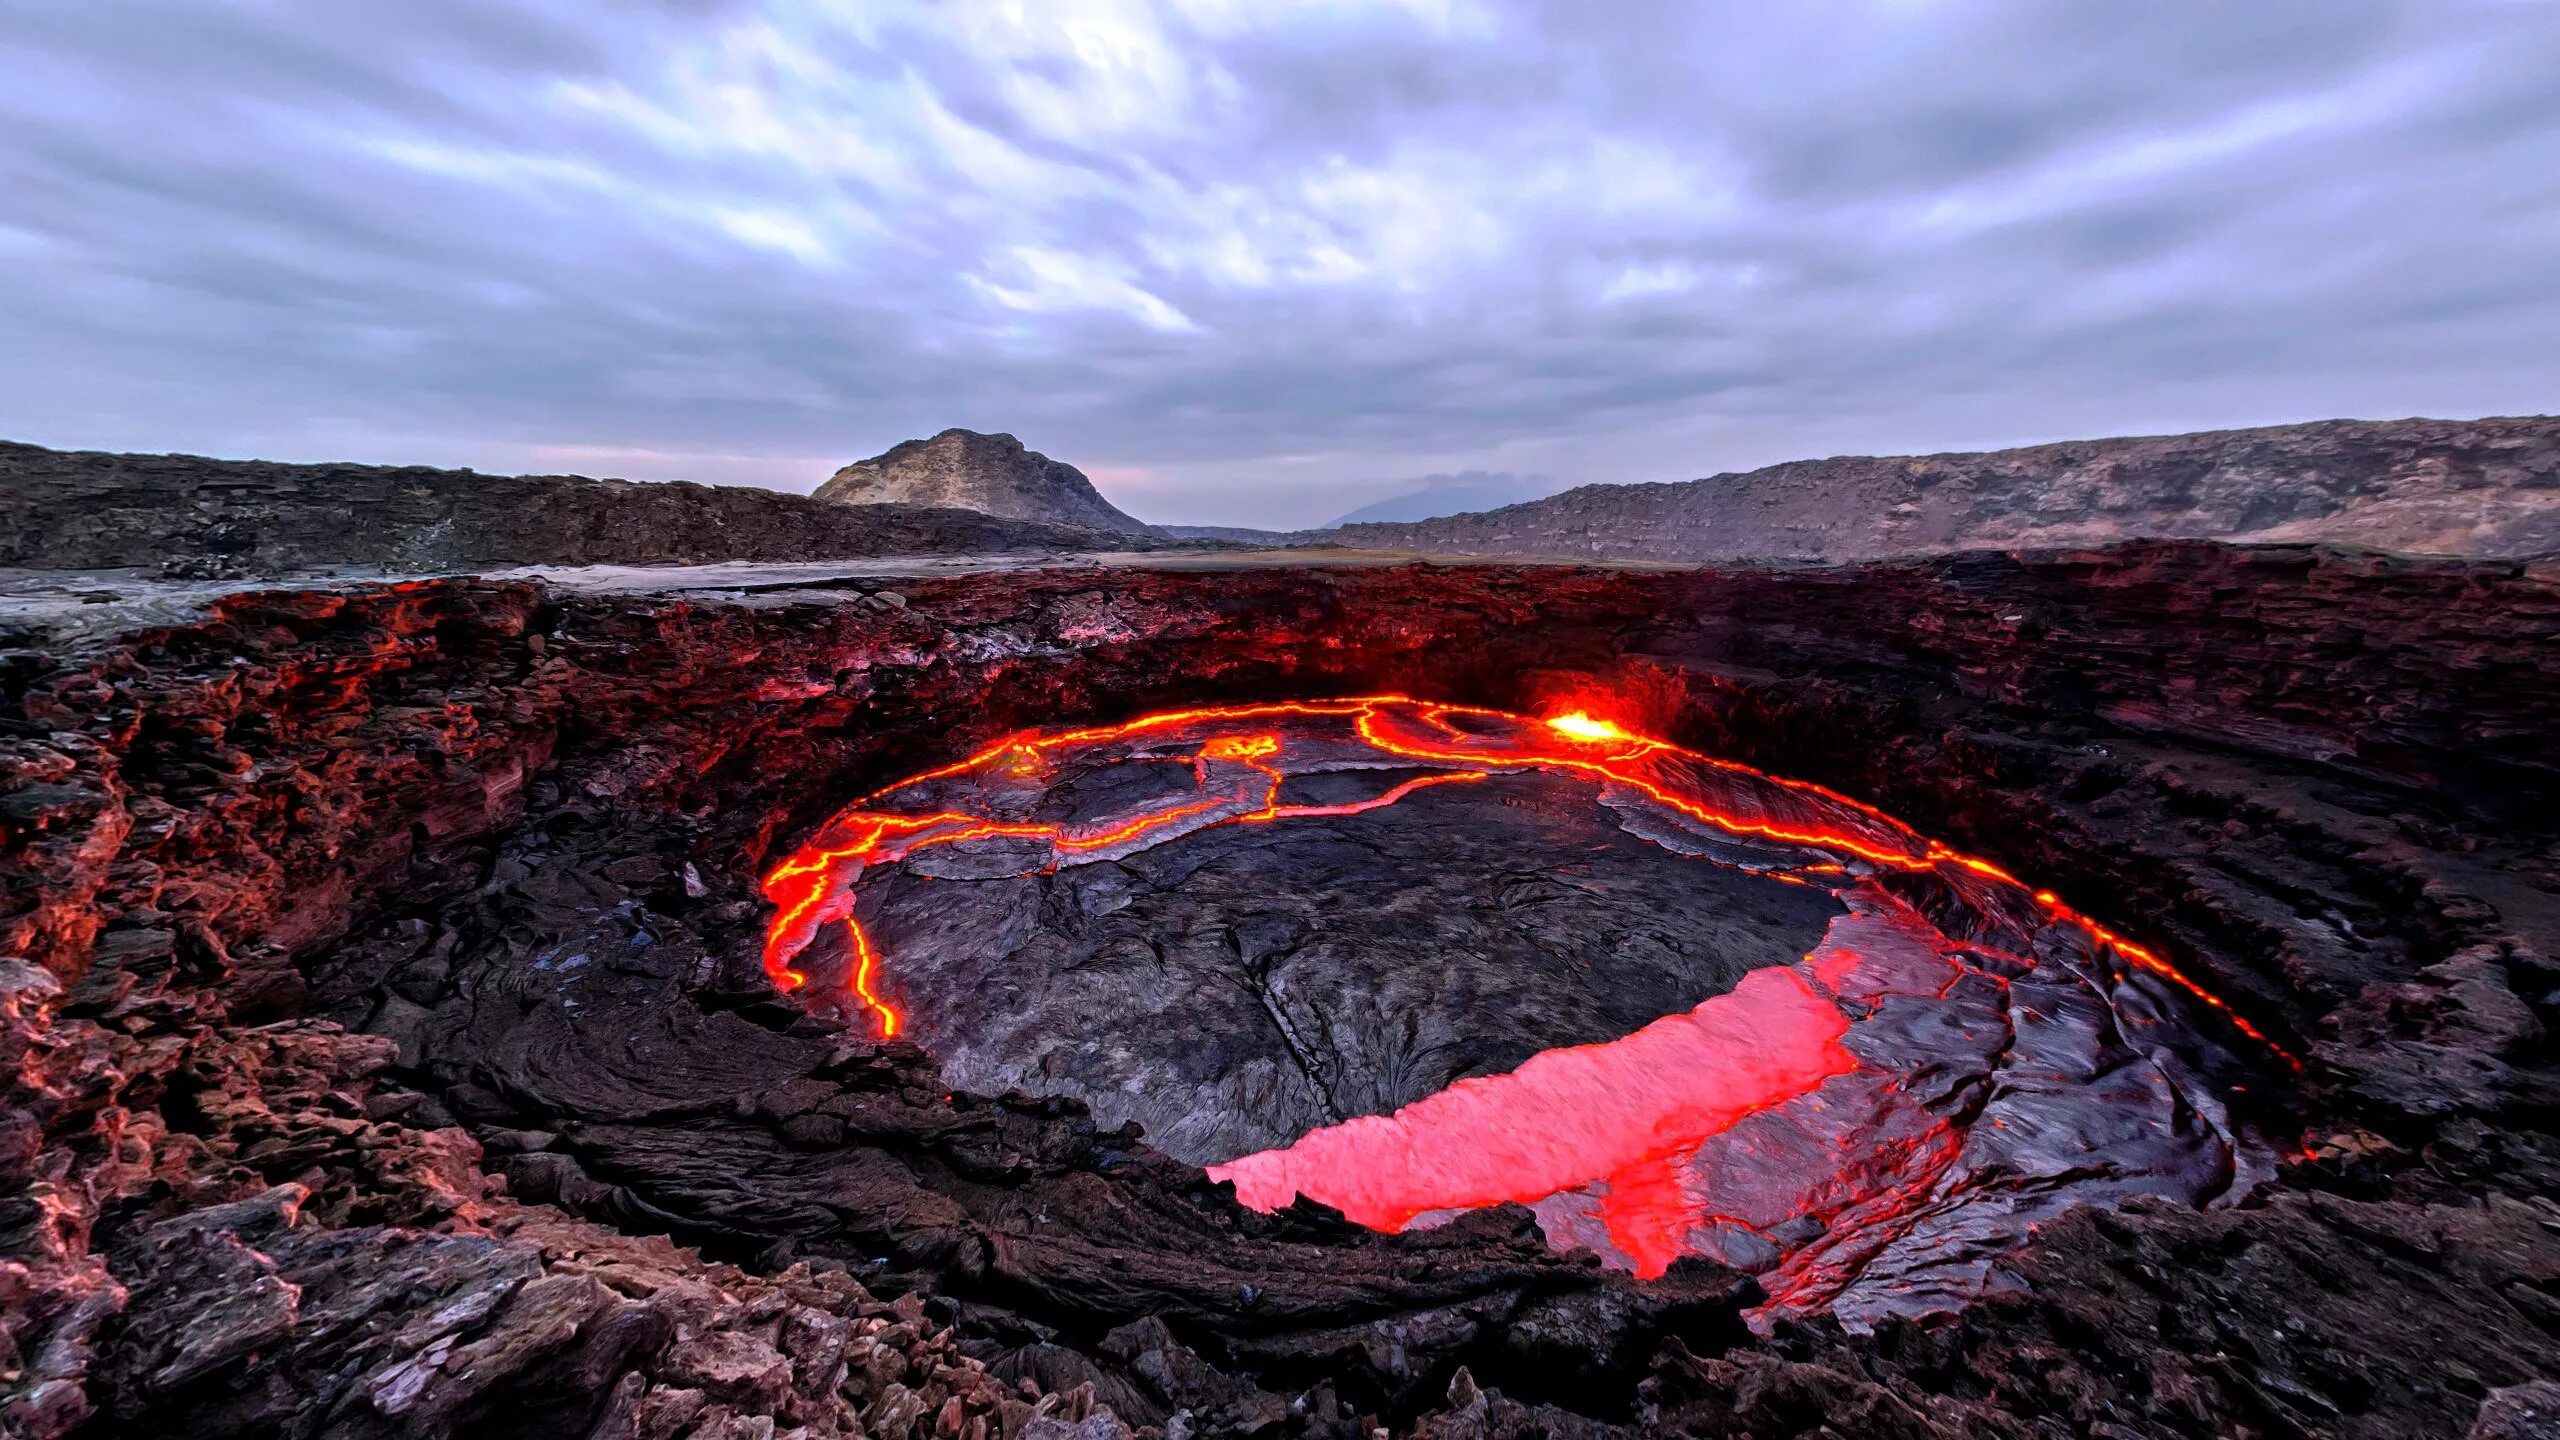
<box><xmin>2474</xmin><ymin>1381</ymin><xmax>2560</xmax><ymax>1440</ymax></box>
<box><xmin>21</xmin><ymin>1015</ymin><xmax>1058</xmax><ymax>1440</ymax></box>
<box><xmin>815</xmin><ymin>430</ymin><xmax>1159</xmax><ymax>537</ymax></box>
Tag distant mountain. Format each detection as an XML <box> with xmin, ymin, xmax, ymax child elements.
<box><xmin>1327</xmin><ymin>471</ymin><xmax>1549</xmax><ymax>527</ymax></box>
<box><xmin>0</xmin><ymin>440</ymin><xmax>1170</xmax><ymax>575</ymax></box>
<box><xmin>1320</xmin><ymin>417</ymin><xmax>2560</xmax><ymax>563</ymax></box>
<box><xmin>816</xmin><ymin>429</ymin><xmax>1158</xmax><ymax>536</ymax></box>
<box><xmin>1158</xmin><ymin>524</ymin><xmax>1298</xmax><ymax>544</ymax></box>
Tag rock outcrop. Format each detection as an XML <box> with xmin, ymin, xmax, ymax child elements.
<box><xmin>1321</xmin><ymin>416</ymin><xmax>2560</xmax><ymax>562</ymax></box>
<box><xmin>816</xmin><ymin>431</ymin><xmax>1159</xmax><ymax>537</ymax></box>
<box><xmin>5</xmin><ymin>542</ymin><xmax>2558</xmax><ymax>1437</ymax></box>
<box><xmin>0</xmin><ymin>440</ymin><xmax>1169</xmax><ymax>578</ymax></box>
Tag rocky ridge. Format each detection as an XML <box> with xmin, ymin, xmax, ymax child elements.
<box><xmin>0</xmin><ymin>441</ymin><xmax>1174</xmax><ymax>579</ymax></box>
<box><xmin>815</xmin><ymin>431</ymin><xmax>1159</xmax><ymax>537</ymax></box>
<box><xmin>1318</xmin><ymin>416</ymin><xmax>2560</xmax><ymax>562</ymax></box>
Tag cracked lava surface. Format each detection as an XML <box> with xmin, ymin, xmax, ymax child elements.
<box><xmin>762</xmin><ymin>697</ymin><xmax>2277</xmax><ymax>1326</ymax></box>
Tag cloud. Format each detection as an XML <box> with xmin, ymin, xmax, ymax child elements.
<box><xmin>0</xmin><ymin>0</ymin><xmax>2554</xmax><ymax>527</ymax></box>
<box><xmin>716</xmin><ymin>208</ymin><xmax>837</xmax><ymax>267</ymax></box>
<box><xmin>970</xmin><ymin>246</ymin><xmax>1200</xmax><ymax>332</ymax></box>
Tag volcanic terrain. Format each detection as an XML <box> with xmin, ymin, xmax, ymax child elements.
<box><xmin>5</xmin><ymin>531</ymin><xmax>2558</xmax><ymax>1439</ymax></box>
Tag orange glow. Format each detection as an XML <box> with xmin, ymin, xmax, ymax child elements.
<box><xmin>845</xmin><ymin>917</ymin><xmax>897</xmax><ymax>1038</ymax></box>
<box><xmin>1200</xmin><ymin>733</ymin><xmax>1281</xmax><ymax>761</ymax></box>
<box><xmin>761</xmin><ymin>694</ymin><xmax>2297</xmax><ymax>1071</ymax></box>
<box><xmin>1546</xmin><ymin>710</ymin><xmax>1630</xmax><ymax>742</ymax></box>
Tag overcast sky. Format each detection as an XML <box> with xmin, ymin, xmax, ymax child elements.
<box><xmin>3</xmin><ymin>1</ymin><xmax>2554</xmax><ymax>528</ymax></box>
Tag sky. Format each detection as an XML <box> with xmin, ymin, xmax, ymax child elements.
<box><xmin>2</xmin><ymin>1</ymin><xmax>2555</xmax><ymax>529</ymax></box>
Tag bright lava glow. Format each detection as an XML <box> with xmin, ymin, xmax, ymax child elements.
<box><xmin>758</xmin><ymin>696</ymin><xmax>2292</xmax><ymax>1298</ymax></box>
<box><xmin>1545</xmin><ymin>709</ymin><xmax>1631</xmax><ymax>742</ymax></box>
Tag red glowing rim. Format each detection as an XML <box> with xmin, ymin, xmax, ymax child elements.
<box><xmin>759</xmin><ymin>694</ymin><xmax>2289</xmax><ymax>1066</ymax></box>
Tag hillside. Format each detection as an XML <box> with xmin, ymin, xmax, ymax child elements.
<box><xmin>814</xmin><ymin>428</ymin><xmax>1158</xmax><ymax>536</ymax></box>
<box><xmin>0</xmin><ymin>441</ymin><xmax>1168</xmax><ymax>575</ymax></box>
<box><xmin>1321</xmin><ymin>416</ymin><xmax>2560</xmax><ymax>562</ymax></box>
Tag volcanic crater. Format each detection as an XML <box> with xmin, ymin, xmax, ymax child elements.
<box><xmin>763</xmin><ymin>696</ymin><xmax>2278</xmax><ymax>1328</ymax></box>
<box><xmin>7</xmin><ymin>543</ymin><xmax>2558</xmax><ymax>1439</ymax></box>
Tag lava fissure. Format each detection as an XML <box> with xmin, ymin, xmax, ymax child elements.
<box><xmin>765</xmin><ymin>696</ymin><xmax>2282</xmax><ymax>1063</ymax></box>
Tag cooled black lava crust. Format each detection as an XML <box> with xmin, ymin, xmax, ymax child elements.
<box><xmin>832</xmin><ymin>768</ymin><xmax>1841</xmax><ymax>1163</ymax></box>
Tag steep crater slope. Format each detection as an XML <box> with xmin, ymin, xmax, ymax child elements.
<box><xmin>5</xmin><ymin>543</ymin><xmax>2559</xmax><ymax>1439</ymax></box>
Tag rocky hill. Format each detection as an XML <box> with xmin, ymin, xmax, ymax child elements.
<box><xmin>815</xmin><ymin>428</ymin><xmax>1159</xmax><ymax>536</ymax></box>
<box><xmin>1322</xmin><ymin>416</ymin><xmax>2560</xmax><ymax>562</ymax></box>
<box><xmin>0</xmin><ymin>441</ymin><xmax>1171</xmax><ymax>576</ymax></box>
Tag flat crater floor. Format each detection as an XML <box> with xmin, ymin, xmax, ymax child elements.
<box><xmin>860</xmin><ymin>767</ymin><xmax>1844</xmax><ymax>1163</ymax></box>
<box><xmin>764</xmin><ymin>698</ymin><xmax>2278</xmax><ymax>1324</ymax></box>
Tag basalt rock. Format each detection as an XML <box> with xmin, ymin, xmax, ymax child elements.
<box><xmin>3</xmin><ymin>540</ymin><xmax>2557</xmax><ymax>1437</ymax></box>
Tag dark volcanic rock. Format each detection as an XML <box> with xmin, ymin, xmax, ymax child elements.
<box><xmin>58</xmin><ymin>1014</ymin><xmax>1051</xmax><ymax>1440</ymax></box>
<box><xmin>1320</xmin><ymin>416</ymin><xmax>2560</xmax><ymax>562</ymax></box>
<box><xmin>815</xmin><ymin>430</ymin><xmax>1160</xmax><ymax>537</ymax></box>
<box><xmin>858</xmin><ymin>767</ymin><xmax>1842</xmax><ymax>1163</ymax></box>
<box><xmin>0</xmin><ymin>439</ymin><xmax>1168</xmax><ymax>576</ymax></box>
<box><xmin>3</xmin><ymin>541</ymin><xmax>2558</xmax><ymax>1437</ymax></box>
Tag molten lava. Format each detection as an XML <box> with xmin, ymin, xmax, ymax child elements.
<box><xmin>1211</xmin><ymin>964</ymin><xmax>1858</xmax><ymax>1274</ymax></box>
<box><xmin>760</xmin><ymin>696</ymin><xmax>2283</xmax><ymax>1319</ymax></box>
<box><xmin>1545</xmin><ymin>710</ymin><xmax>1632</xmax><ymax>742</ymax></box>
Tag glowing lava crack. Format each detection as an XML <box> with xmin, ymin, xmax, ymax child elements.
<box><xmin>762</xmin><ymin>697</ymin><xmax>2280</xmax><ymax>1326</ymax></box>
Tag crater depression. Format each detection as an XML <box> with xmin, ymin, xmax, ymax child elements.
<box><xmin>763</xmin><ymin>697</ymin><xmax>2277</xmax><ymax>1325</ymax></box>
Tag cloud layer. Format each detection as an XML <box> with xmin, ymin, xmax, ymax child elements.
<box><xmin>3</xmin><ymin>0</ymin><xmax>2554</xmax><ymax>526</ymax></box>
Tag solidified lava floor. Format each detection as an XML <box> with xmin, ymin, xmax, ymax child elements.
<box><xmin>762</xmin><ymin>697</ymin><xmax>2280</xmax><ymax>1328</ymax></box>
